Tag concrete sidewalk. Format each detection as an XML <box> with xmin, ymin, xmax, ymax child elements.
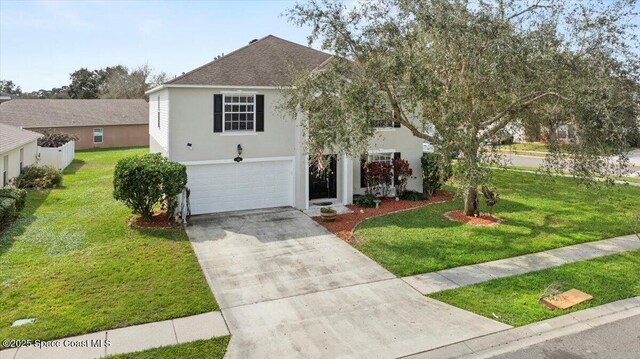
<box><xmin>403</xmin><ymin>234</ymin><xmax>640</xmax><ymax>294</ymax></box>
<box><xmin>404</xmin><ymin>296</ymin><xmax>640</xmax><ymax>359</ymax></box>
<box><xmin>0</xmin><ymin>312</ymin><xmax>228</xmax><ymax>359</ymax></box>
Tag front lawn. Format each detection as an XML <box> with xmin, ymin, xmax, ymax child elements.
<box><xmin>353</xmin><ymin>170</ymin><xmax>640</xmax><ymax>276</ymax></box>
<box><xmin>430</xmin><ymin>249</ymin><xmax>640</xmax><ymax>326</ymax></box>
<box><xmin>107</xmin><ymin>336</ymin><xmax>230</xmax><ymax>359</ymax></box>
<box><xmin>0</xmin><ymin>147</ymin><xmax>216</xmax><ymax>344</ymax></box>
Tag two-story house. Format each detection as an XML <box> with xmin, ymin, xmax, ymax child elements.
<box><xmin>146</xmin><ymin>35</ymin><xmax>424</xmax><ymax>215</ymax></box>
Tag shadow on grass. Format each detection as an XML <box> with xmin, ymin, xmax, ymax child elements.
<box><xmin>63</xmin><ymin>159</ymin><xmax>86</xmax><ymax>175</ymax></box>
<box><xmin>0</xmin><ymin>189</ymin><xmax>50</xmax><ymax>255</ymax></box>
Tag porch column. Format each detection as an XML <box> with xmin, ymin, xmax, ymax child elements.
<box><xmin>342</xmin><ymin>154</ymin><xmax>351</xmax><ymax>205</ymax></box>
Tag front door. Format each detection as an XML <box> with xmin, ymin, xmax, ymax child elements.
<box><xmin>309</xmin><ymin>155</ymin><xmax>337</xmax><ymax>200</ymax></box>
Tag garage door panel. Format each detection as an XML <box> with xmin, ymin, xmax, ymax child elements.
<box><xmin>186</xmin><ymin>160</ymin><xmax>294</xmax><ymax>214</ymax></box>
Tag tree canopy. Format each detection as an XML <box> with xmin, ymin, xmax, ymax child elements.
<box><xmin>282</xmin><ymin>0</ymin><xmax>639</xmax><ymax>215</ymax></box>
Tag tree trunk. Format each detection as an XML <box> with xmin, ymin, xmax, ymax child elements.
<box><xmin>464</xmin><ymin>186</ymin><xmax>478</xmax><ymax>216</ymax></box>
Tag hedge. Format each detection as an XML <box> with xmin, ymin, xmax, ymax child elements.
<box><xmin>0</xmin><ymin>188</ymin><xmax>27</xmax><ymax>212</ymax></box>
<box><xmin>0</xmin><ymin>197</ymin><xmax>17</xmax><ymax>230</ymax></box>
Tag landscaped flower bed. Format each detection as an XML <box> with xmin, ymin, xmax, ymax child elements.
<box><xmin>313</xmin><ymin>191</ymin><xmax>453</xmax><ymax>240</ymax></box>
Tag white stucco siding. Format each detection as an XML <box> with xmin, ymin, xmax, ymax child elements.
<box><xmin>149</xmin><ymin>89</ymin><xmax>169</xmax><ymax>154</ymax></box>
<box><xmin>1</xmin><ymin>140</ymin><xmax>38</xmax><ymax>187</ymax></box>
<box><xmin>167</xmin><ymin>88</ymin><xmax>297</xmax><ymax>163</ymax></box>
<box><xmin>353</xmin><ymin>127</ymin><xmax>425</xmax><ymax>195</ymax></box>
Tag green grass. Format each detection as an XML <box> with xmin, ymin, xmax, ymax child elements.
<box><xmin>353</xmin><ymin>170</ymin><xmax>640</xmax><ymax>276</ymax></box>
<box><xmin>430</xmin><ymin>249</ymin><xmax>640</xmax><ymax>326</ymax></box>
<box><xmin>0</xmin><ymin>147</ymin><xmax>216</xmax><ymax>344</ymax></box>
<box><xmin>490</xmin><ymin>165</ymin><xmax>640</xmax><ymax>184</ymax></box>
<box><xmin>106</xmin><ymin>336</ymin><xmax>230</xmax><ymax>359</ymax></box>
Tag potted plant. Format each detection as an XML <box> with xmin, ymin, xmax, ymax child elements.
<box><xmin>320</xmin><ymin>207</ymin><xmax>337</xmax><ymax>221</ymax></box>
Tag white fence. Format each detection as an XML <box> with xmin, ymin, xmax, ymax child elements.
<box><xmin>38</xmin><ymin>141</ymin><xmax>75</xmax><ymax>170</ymax></box>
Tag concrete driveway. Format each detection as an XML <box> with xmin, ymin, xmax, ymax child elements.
<box><xmin>187</xmin><ymin>207</ymin><xmax>510</xmax><ymax>358</ymax></box>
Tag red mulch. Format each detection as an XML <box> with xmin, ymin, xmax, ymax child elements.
<box><xmin>314</xmin><ymin>191</ymin><xmax>454</xmax><ymax>240</ymax></box>
<box><xmin>128</xmin><ymin>211</ymin><xmax>174</xmax><ymax>229</ymax></box>
<box><xmin>444</xmin><ymin>210</ymin><xmax>501</xmax><ymax>226</ymax></box>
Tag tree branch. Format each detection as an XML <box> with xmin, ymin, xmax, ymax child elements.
<box><xmin>480</xmin><ymin>91</ymin><xmax>562</xmax><ymax>141</ymax></box>
<box><xmin>382</xmin><ymin>83</ymin><xmax>435</xmax><ymax>143</ymax></box>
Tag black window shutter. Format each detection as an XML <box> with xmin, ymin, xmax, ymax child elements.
<box><xmin>393</xmin><ymin>152</ymin><xmax>401</xmax><ymax>185</ymax></box>
<box><xmin>360</xmin><ymin>157</ymin><xmax>367</xmax><ymax>188</ymax></box>
<box><xmin>213</xmin><ymin>94</ymin><xmax>223</xmax><ymax>133</ymax></box>
<box><xmin>256</xmin><ymin>94</ymin><xmax>264</xmax><ymax>132</ymax></box>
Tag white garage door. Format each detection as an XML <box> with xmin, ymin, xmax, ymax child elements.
<box><xmin>186</xmin><ymin>159</ymin><xmax>294</xmax><ymax>214</ymax></box>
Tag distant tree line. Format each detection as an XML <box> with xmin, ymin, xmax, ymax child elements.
<box><xmin>0</xmin><ymin>64</ymin><xmax>169</xmax><ymax>100</ymax></box>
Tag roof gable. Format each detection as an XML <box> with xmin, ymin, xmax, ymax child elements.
<box><xmin>167</xmin><ymin>35</ymin><xmax>333</xmax><ymax>87</ymax></box>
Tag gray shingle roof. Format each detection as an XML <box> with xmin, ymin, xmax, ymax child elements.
<box><xmin>0</xmin><ymin>99</ymin><xmax>148</xmax><ymax>128</ymax></box>
<box><xmin>0</xmin><ymin>123</ymin><xmax>42</xmax><ymax>153</ymax></box>
<box><xmin>167</xmin><ymin>35</ymin><xmax>333</xmax><ymax>87</ymax></box>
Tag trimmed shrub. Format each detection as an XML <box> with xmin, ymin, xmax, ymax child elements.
<box><xmin>354</xmin><ymin>193</ymin><xmax>377</xmax><ymax>208</ymax></box>
<box><xmin>13</xmin><ymin>165</ymin><xmax>62</xmax><ymax>189</ymax></box>
<box><xmin>0</xmin><ymin>188</ymin><xmax>27</xmax><ymax>212</ymax></box>
<box><xmin>399</xmin><ymin>190</ymin><xmax>427</xmax><ymax>201</ymax></box>
<box><xmin>421</xmin><ymin>153</ymin><xmax>451</xmax><ymax>196</ymax></box>
<box><xmin>0</xmin><ymin>197</ymin><xmax>17</xmax><ymax>230</ymax></box>
<box><xmin>113</xmin><ymin>153</ymin><xmax>187</xmax><ymax>220</ymax></box>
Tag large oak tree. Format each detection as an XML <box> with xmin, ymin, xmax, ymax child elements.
<box><xmin>281</xmin><ymin>0</ymin><xmax>639</xmax><ymax>215</ymax></box>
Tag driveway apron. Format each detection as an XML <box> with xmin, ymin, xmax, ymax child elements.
<box><xmin>187</xmin><ymin>207</ymin><xmax>510</xmax><ymax>358</ymax></box>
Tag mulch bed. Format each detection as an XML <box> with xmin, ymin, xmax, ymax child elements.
<box><xmin>444</xmin><ymin>210</ymin><xmax>501</xmax><ymax>226</ymax></box>
<box><xmin>128</xmin><ymin>210</ymin><xmax>174</xmax><ymax>229</ymax></box>
<box><xmin>313</xmin><ymin>191</ymin><xmax>454</xmax><ymax>240</ymax></box>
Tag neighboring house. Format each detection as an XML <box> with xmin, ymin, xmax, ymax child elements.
<box><xmin>0</xmin><ymin>123</ymin><xmax>41</xmax><ymax>187</ymax></box>
<box><xmin>0</xmin><ymin>99</ymin><xmax>149</xmax><ymax>150</ymax></box>
<box><xmin>0</xmin><ymin>92</ymin><xmax>17</xmax><ymax>104</ymax></box>
<box><xmin>146</xmin><ymin>35</ymin><xmax>424</xmax><ymax>215</ymax></box>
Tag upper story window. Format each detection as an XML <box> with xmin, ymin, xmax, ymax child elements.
<box><xmin>370</xmin><ymin>118</ymin><xmax>395</xmax><ymax>128</ymax></box>
<box><xmin>224</xmin><ymin>95</ymin><xmax>255</xmax><ymax>131</ymax></box>
<box><xmin>93</xmin><ymin>128</ymin><xmax>103</xmax><ymax>144</ymax></box>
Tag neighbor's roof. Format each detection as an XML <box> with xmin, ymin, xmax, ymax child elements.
<box><xmin>166</xmin><ymin>35</ymin><xmax>333</xmax><ymax>87</ymax></box>
<box><xmin>0</xmin><ymin>123</ymin><xmax>42</xmax><ymax>153</ymax></box>
<box><xmin>0</xmin><ymin>99</ymin><xmax>149</xmax><ymax>128</ymax></box>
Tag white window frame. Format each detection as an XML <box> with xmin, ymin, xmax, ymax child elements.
<box><xmin>222</xmin><ymin>93</ymin><xmax>256</xmax><ymax>133</ymax></box>
<box><xmin>93</xmin><ymin>127</ymin><xmax>103</xmax><ymax>144</ymax></box>
<box><xmin>367</xmin><ymin>152</ymin><xmax>393</xmax><ymax>164</ymax></box>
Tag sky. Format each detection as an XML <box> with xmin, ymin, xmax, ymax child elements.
<box><xmin>0</xmin><ymin>0</ymin><xmax>333</xmax><ymax>92</ymax></box>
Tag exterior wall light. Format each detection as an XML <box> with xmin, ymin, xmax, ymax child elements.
<box><xmin>187</xmin><ymin>143</ymin><xmax>193</xmax><ymax>150</ymax></box>
<box><xmin>234</xmin><ymin>144</ymin><xmax>243</xmax><ymax>163</ymax></box>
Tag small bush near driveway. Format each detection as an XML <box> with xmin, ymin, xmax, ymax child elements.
<box><xmin>113</xmin><ymin>153</ymin><xmax>187</xmax><ymax>220</ymax></box>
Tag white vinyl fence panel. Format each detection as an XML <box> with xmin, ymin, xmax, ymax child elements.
<box><xmin>38</xmin><ymin>141</ymin><xmax>75</xmax><ymax>170</ymax></box>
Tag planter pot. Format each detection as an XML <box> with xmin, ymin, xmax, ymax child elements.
<box><xmin>321</xmin><ymin>212</ymin><xmax>337</xmax><ymax>222</ymax></box>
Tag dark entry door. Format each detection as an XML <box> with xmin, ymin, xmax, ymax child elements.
<box><xmin>309</xmin><ymin>155</ymin><xmax>337</xmax><ymax>200</ymax></box>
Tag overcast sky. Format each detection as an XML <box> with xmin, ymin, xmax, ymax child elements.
<box><xmin>0</xmin><ymin>0</ymin><xmax>331</xmax><ymax>92</ymax></box>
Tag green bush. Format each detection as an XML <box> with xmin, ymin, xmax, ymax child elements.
<box><xmin>421</xmin><ymin>153</ymin><xmax>451</xmax><ymax>196</ymax></box>
<box><xmin>0</xmin><ymin>188</ymin><xmax>27</xmax><ymax>211</ymax></box>
<box><xmin>0</xmin><ymin>197</ymin><xmax>17</xmax><ymax>230</ymax></box>
<box><xmin>113</xmin><ymin>153</ymin><xmax>187</xmax><ymax>220</ymax></box>
<box><xmin>13</xmin><ymin>165</ymin><xmax>62</xmax><ymax>189</ymax></box>
<box><xmin>354</xmin><ymin>193</ymin><xmax>377</xmax><ymax>208</ymax></box>
<box><xmin>399</xmin><ymin>190</ymin><xmax>427</xmax><ymax>201</ymax></box>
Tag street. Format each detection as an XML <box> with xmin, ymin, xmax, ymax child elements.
<box><xmin>491</xmin><ymin>314</ymin><xmax>640</xmax><ymax>359</ymax></box>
